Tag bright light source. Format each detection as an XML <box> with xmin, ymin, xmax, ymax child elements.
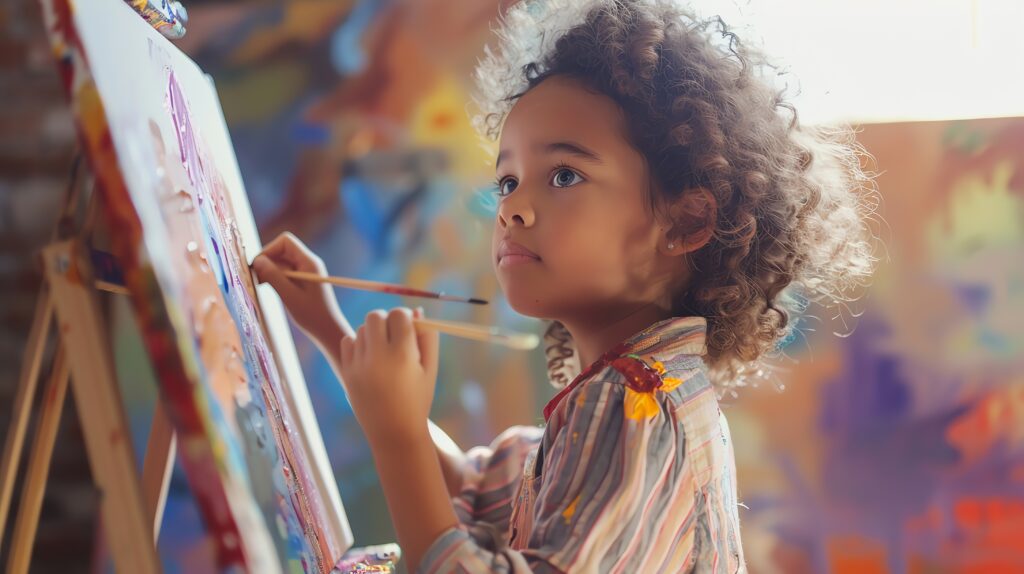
<box><xmin>698</xmin><ymin>0</ymin><xmax>1024</xmax><ymax>124</ymax></box>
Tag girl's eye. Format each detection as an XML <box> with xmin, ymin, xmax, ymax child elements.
<box><xmin>551</xmin><ymin>168</ymin><xmax>583</xmax><ymax>188</ymax></box>
<box><xmin>496</xmin><ymin>177</ymin><xmax>518</xmax><ymax>197</ymax></box>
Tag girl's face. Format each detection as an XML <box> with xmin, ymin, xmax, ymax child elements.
<box><xmin>492</xmin><ymin>75</ymin><xmax>676</xmax><ymax>325</ymax></box>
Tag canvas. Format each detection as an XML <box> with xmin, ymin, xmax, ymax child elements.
<box><xmin>38</xmin><ymin>0</ymin><xmax>353</xmax><ymax>571</ymax></box>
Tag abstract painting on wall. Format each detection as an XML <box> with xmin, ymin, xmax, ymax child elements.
<box><xmin>39</xmin><ymin>0</ymin><xmax>353</xmax><ymax>571</ymax></box>
<box><xmin>729</xmin><ymin>116</ymin><xmax>1024</xmax><ymax>573</ymax></box>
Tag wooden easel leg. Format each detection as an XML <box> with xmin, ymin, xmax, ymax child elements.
<box><xmin>6</xmin><ymin>347</ymin><xmax>70</xmax><ymax>574</ymax></box>
<box><xmin>0</xmin><ymin>288</ymin><xmax>54</xmax><ymax>549</ymax></box>
<box><xmin>141</xmin><ymin>404</ymin><xmax>174</xmax><ymax>542</ymax></box>
<box><xmin>42</xmin><ymin>240</ymin><xmax>160</xmax><ymax>574</ymax></box>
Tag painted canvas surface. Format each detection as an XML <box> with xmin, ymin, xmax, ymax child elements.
<box><xmin>39</xmin><ymin>0</ymin><xmax>353</xmax><ymax>571</ymax></box>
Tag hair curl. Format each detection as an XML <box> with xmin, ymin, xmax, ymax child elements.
<box><xmin>473</xmin><ymin>0</ymin><xmax>880</xmax><ymax>392</ymax></box>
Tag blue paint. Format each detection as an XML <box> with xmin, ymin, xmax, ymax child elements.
<box><xmin>329</xmin><ymin>0</ymin><xmax>387</xmax><ymax>75</ymax></box>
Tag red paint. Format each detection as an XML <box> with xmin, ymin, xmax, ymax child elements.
<box><xmin>610</xmin><ymin>356</ymin><xmax>663</xmax><ymax>394</ymax></box>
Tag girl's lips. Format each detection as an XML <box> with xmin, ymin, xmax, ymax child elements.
<box><xmin>497</xmin><ymin>239</ymin><xmax>541</xmax><ymax>266</ymax></box>
<box><xmin>498</xmin><ymin>253</ymin><xmax>540</xmax><ymax>267</ymax></box>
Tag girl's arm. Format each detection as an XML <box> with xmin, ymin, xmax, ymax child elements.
<box><xmin>312</xmin><ymin>313</ymin><xmax>468</xmax><ymax>501</ymax></box>
<box><xmin>332</xmin><ymin>309</ymin><xmax>461</xmax><ymax>573</ymax></box>
<box><xmin>367</xmin><ymin>428</ymin><xmax>460</xmax><ymax>573</ymax></box>
<box><xmin>428</xmin><ymin>419</ymin><xmax>468</xmax><ymax>497</ymax></box>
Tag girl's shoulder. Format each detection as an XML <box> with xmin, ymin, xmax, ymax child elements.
<box><xmin>555</xmin><ymin>352</ymin><xmax>714</xmax><ymax>426</ymax></box>
<box><xmin>542</xmin><ymin>315</ymin><xmax>714</xmax><ymax>424</ymax></box>
<box><xmin>598</xmin><ymin>351</ymin><xmax>713</xmax><ymax>403</ymax></box>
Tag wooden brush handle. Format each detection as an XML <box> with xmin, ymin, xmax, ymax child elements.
<box><xmin>413</xmin><ymin>317</ymin><xmax>538</xmax><ymax>351</ymax></box>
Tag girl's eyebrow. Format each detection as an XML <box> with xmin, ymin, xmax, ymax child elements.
<box><xmin>496</xmin><ymin>140</ymin><xmax>604</xmax><ymax>170</ymax></box>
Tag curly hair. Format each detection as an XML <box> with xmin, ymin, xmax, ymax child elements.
<box><xmin>473</xmin><ymin>0</ymin><xmax>880</xmax><ymax>392</ymax></box>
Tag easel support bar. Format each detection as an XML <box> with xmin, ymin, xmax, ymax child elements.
<box><xmin>6</xmin><ymin>348</ymin><xmax>69</xmax><ymax>574</ymax></box>
<box><xmin>0</xmin><ymin>292</ymin><xmax>54</xmax><ymax>548</ymax></box>
<box><xmin>42</xmin><ymin>239</ymin><xmax>161</xmax><ymax>574</ymax></box>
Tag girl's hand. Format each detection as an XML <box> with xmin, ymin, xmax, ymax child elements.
<box><xmin>252</xmin><ymin>232</ymin><xmax>350</xmax><ymax>351</ymax></box>
<box><xmin>340</xmin><ymin>307</ymin><xmax>440</xmax><ymax>444</ymax></box>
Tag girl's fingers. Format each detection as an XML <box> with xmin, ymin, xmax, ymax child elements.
<box><xmin>413</xmin><ymin>307</ymin><xmax>439</xmax><ymax>372</ymax></box>
<box><xmin>251</xmin><ymin>254</ymin><xmax>303</xmax><ymax>300</ymax></box>
<box><xmin>386</xmin><ymin>308</ymin><xmax>416</xmax><ymax>353</ymax></box>
<box><xmin>364</xmin><ymin>310</ymin><xmax>388</xmax><ymax>344</ymax></box>
<box><xmin>259</xmin><ymin>233</ymin><xmax>300</xmax><ymax>267</ymax></box>
<box><xmin>340</xmin><ymin>334</ymin><xmax>354</xmax><ymax>365</ymax></box>
<box><xmin>254</xmin><ymin>233</ymin><xmax>318</xmax><ymax>290</ymax></box>
<box><xmin>355</xmin><ymin>325</ymin><xmax>368</xmax><ymax>358</ymax></box>
<box><xmin>259</xmin><ymin>232</ymin><xmax>324</xmax><ymax>274</ymax></box>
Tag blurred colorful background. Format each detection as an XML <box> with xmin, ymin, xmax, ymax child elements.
<box><xmin>1</xmin><ymin>0</ymin><xmax>1022</xmax><ymax>573</ymax></box>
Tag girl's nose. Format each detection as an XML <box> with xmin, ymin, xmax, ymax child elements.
<box><xmin>497</xmin><ymin>193</ymin><xmax>535</xmax><ymax>228</ymax></box>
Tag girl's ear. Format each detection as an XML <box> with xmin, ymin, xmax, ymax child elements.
<box><xmin>660</xmin><ymin>187</ymin><xmax>717</xmax><ymax>256</ymax></box>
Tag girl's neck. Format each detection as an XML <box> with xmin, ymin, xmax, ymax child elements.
<box><xmin>560</xmin><ymin>302</ymin><xmax>674</xmax><ymax>370</ymax></box>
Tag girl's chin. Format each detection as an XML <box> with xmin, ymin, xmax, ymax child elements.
<box><xmin>505</xmin><ymin>297</ymin><xmax>548</xmax><ymax>319</ymax></box>
<box><xmin>499</xmin><ymin>286</ymin><xmax>553</xmax><ymax>319</ymax></box>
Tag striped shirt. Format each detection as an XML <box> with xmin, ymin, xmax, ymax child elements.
<box><xmin>418</xmin><ymin>316</ymin><xmax>746</xmax><ymax>573</ymax></box>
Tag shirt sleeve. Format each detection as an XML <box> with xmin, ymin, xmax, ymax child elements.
<box><xmin>418</xmin><ymin>377</ymin><xmax>700</xmax><ymax>573</ymax></box>
<box><xmin>452</xmin><ymin>425</ymin><xmax>545</xmax><ymax>538</ymax></box>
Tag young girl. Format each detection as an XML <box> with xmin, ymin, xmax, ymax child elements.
<box><xmin>253</xmin><ymin>0</ymin><xmax>876</xmax><ymax>571</ymax></box>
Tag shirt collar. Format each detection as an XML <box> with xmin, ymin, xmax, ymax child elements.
<box><xmin>542</xmin><ymin>316</ymin><xmax>708</xmax><ymax>421</ymax></box>
<box><xmin>618</xmin><ymin>315</ymin><xmax>708</xmax><ymax>361</ymax></box>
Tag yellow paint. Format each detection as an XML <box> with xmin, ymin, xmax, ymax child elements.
<box><xmin>409</xmin><ymin>76</ymin><xmax>494</xmax><ymax>179</ymax></box>
<box><xmin>925</xmin><ymin>160</ymin><xmax>1023</xmax><ymax>260</ymax></box>
<box><xmin>562</xmin><ymin>494</ymin><xmax>580</xmax><ymax>524</ymax></box>
<box><xmin>624</xmin><ymin>388</ymin><xmax>660</xmax><ymax>420</ymax></box>
<box><xmin>575</xmin><ymin>388</ymin><xmax>587</xmax><ymax>406</ymax></box>
<box><xmin>661</xmin><ymin>376</ymin><xmax>683</xmax><ymax>392</ymax></box>
<box><xmin>233</xmin><ymin>1</ymin><xmax>355</xmax><ymax>64</ymax></box>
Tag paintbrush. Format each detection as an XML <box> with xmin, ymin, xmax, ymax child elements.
<box><xmin>411</xmin><ymin>317</ymin><xmax>539</xmax><ymax>351</ymax></box>
<box><xmin>281</xmin><ymin>270</ymin><xmax>488</xmax><ymax>306</ymax></box>
<box><xmin>281</xmin><ymin>271</ymin><xmax>537</xmax><ymax>350</ymax></box>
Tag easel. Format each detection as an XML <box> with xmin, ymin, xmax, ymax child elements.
<box><xmin>0</xmin><ymin>157</ymin><xmax>173</xmax><ymax>573</ymax></box>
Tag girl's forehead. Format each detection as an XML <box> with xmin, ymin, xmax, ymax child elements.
<box><xmin>499</xmin><ymin>77</ymin><xmax>630</xmax><ymax>155</ymax></box>
<box><xmin>508</xmin><ymin>76</ymin><xmax>620</xmax><ymax>123</ymax></box>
